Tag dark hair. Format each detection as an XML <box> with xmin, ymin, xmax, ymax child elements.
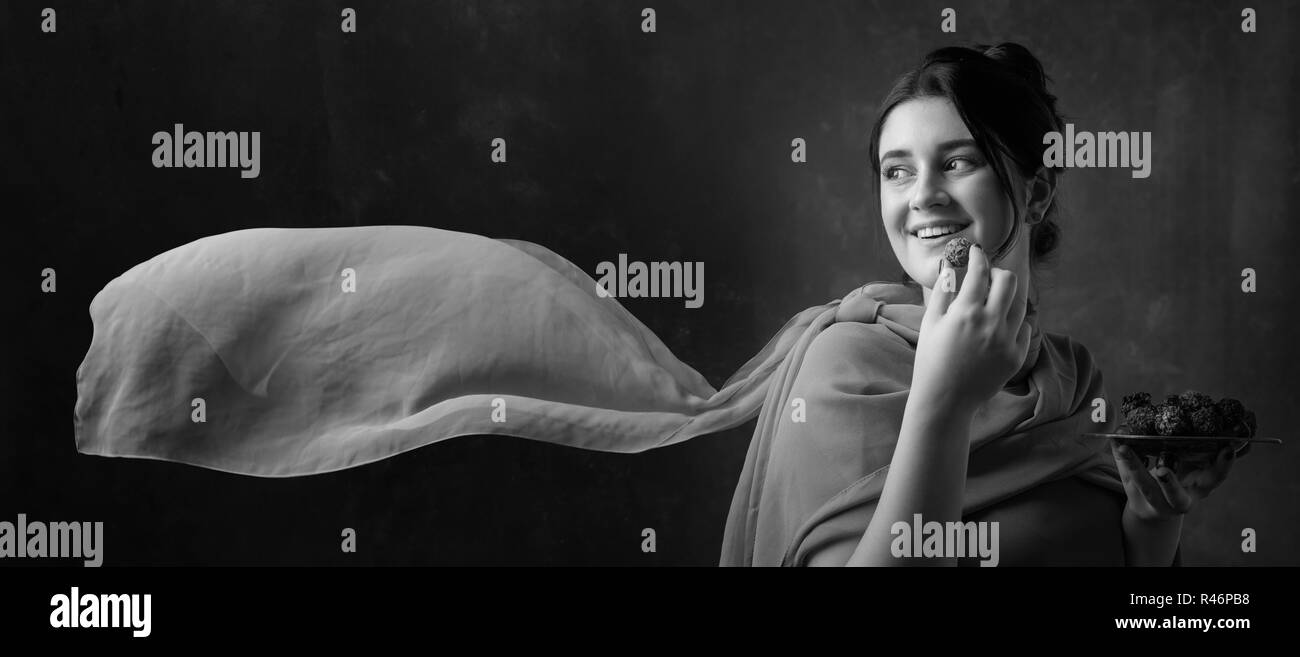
<box><xmin>868</xmin><ymin>42</ymin><xmax>1066</xmax><ymax>272</ymax></box>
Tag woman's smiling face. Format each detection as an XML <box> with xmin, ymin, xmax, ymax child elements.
<box><xmin>877</xmin><ymin>96</ymin><xmax>1029</xmax><ymax>291</ymax></box>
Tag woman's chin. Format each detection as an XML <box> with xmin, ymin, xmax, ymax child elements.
<box><xmin>905</xmin><ymin>262</ymin><xmax>940</xmax><ymax>289</ymax></box>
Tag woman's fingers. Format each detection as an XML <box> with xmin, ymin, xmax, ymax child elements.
<box><xmin>1006</xmin><ymin>280</ymin><xmax>1028</xmax><ymax>329</ymax></box>
<box><xmin>927</xmin><ymin>259</ymin><xmax>958</xmax><ymax>317</ymax></box>
<box><xmin>1187</xmin><ymin>447</ymin><xmax>1236</xmax><ymax>499</ymax></box>
<box><xmin>1112</xmin><ymin>440</ymin><xmax>1222</xmax><ymax>518</ymax></box>
<box><xmin>1111</xmin><ymin>441</ymin><xmax>1149</xmax><ymax>496</ymax></box>
<box><xmin>957</xmin><ymin>243</ymin><xmax>991</xmax><ymax>305</ymax></box>
<box><xmin>1153</xmin><ymin>467</ymin><xmax>1194</xmax><ymax>514</ymax></box>
<box><xmin>985</xmin><ymin>268</ymin><xmax>1017</xmax><ymax>315</ymax></box>
<box><xmin>1112</xmin><ymin>441</ymin><xmax>1165</xmax><ymax>512</ymax></box>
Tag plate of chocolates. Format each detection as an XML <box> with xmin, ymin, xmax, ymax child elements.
<box><xmin>1083</xmin><ymin>390</ymin><xmax>1281</xmax><ymax>470</ymax></box>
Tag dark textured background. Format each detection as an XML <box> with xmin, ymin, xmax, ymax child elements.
<box><xmin>3</xmin><ymin>0</ymin><xmax>1297</xmax><ymax>565</ymax></box>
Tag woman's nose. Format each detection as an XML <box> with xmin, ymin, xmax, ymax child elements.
<box><xmin>909</xmin><ymin>170</ymin><xmax>950</xmax><ymax>211</ymax></box>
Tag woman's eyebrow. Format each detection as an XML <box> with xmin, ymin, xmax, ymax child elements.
<box><xmin>879</xmin><ymin>138</ymin><xmax>979</xmax><ymax>163</ymax></box>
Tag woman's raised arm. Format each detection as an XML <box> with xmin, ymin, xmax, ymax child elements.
<box><xmin>842</xmin><ymin>246</ymin><xmax>1030</xmax><ymax>566</ymax></box>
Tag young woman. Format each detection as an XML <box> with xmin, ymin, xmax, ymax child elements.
<box><xmin>720</xmin><ymin>43</ymin><xmax>1237</xmax><ymax>566</ymax></box>
<box><xmin>74</xmin><ymin>42</ymin><xmax>1237</xmax><ymax>567</ymax></box>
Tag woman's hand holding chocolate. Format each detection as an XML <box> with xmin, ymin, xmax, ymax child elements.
<box><xmin>912</xmin><ymin>243</ymin><xmax>1032</xmax><ymax>418</ymax></box>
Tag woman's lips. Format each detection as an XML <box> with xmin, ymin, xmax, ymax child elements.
<box><xmin>912</xmin><ymin>224</ymin><xmax>971</xmax><ymax>243</ymax></box>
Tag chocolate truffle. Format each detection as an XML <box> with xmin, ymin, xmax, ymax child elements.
<box><xmin>943</xmin><ymin>237</ymin><xmax>974</xmax><ymax>268</ymax></box>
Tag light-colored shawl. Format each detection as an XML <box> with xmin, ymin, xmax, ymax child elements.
<box><xmin>75</xmin><ymin>226</ymin><xmax>823</xmax><ymax>475</ymax></box>
<box><xmin>75</xmin><ymin>225</ymin><xmax>1122</xmax><ymax>565</ymax></box>
<box><xmin>719</xmin><ymin>281</ymin><xmax>1124</xmax><ymax>566</ymax></box>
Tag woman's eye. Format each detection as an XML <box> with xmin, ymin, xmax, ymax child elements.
<box><xmin>883</xmin><ymin>167</ymin><xmax>911</xmax><ymax>181</ymax></box>
<box><xmin>946</xmin><ymin>157</ymin><xmax>978</xmax><ymax>172</ymax></box>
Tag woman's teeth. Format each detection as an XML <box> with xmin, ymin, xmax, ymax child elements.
<box><xmin>916</xmin><ymin>225</ymin><xmax>964</xmax><ymax>239</ymax></box>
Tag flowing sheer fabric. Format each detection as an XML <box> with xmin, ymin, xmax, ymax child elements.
<box><xmin>75</xmin><ymin>225</ymin><xmax>1128</xmax><ymax>565</ymax></box>
<box><xmin>75</xmin><ymin>226</ymin><xmax>825</xmax><ymax>476</ymax></box>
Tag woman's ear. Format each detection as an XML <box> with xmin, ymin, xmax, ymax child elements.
<box><xmin>1024</xmin><ymin>168</ymin><xmax>1056</xmax><ymax>224</ymax></box>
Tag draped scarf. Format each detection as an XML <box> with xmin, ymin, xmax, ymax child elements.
<box><xmin>76</xmin><ymin>226</ymin><xmax>819</xmax><ymax>474</ymax></box>
<box><xmin>718</xmin><ymin>281</ymin><xmax>1125</xmax><ymax>566</ymax></box>
<box><xmin>74</xmin><ymin>225</ymin><xmax>1122</xmax><ymax>564</ymax></box>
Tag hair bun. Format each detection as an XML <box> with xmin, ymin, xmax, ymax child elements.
<box><xmin>979</xmin><ymin>42</ymin><xmax>1059</xmax><ymax>120</ymax></box>
<box><xmin>981</xmin><ymin>44</ymin><xmax>1046</xmax><ymax>87</ymax></box>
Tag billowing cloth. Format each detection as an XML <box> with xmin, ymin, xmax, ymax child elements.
<box><xmin>75</xmin><ymin>225</ymin><xmax>1127</xmax><ymax>565</ymax></box>
<box><xmin>719</xmin><ymin>281</ymin><xmax>1125</xmax><ymax>566</ymax></box>
<box><xmin>75</xmin><ymin>225</ymin><xmax>828</xmax><ymax>476</ymax></box>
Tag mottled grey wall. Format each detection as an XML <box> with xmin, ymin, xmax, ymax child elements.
<box><xmin>4</xmin><ymin>0</ymin><xmax>1296</xmax><ymax>564</ymax></box>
